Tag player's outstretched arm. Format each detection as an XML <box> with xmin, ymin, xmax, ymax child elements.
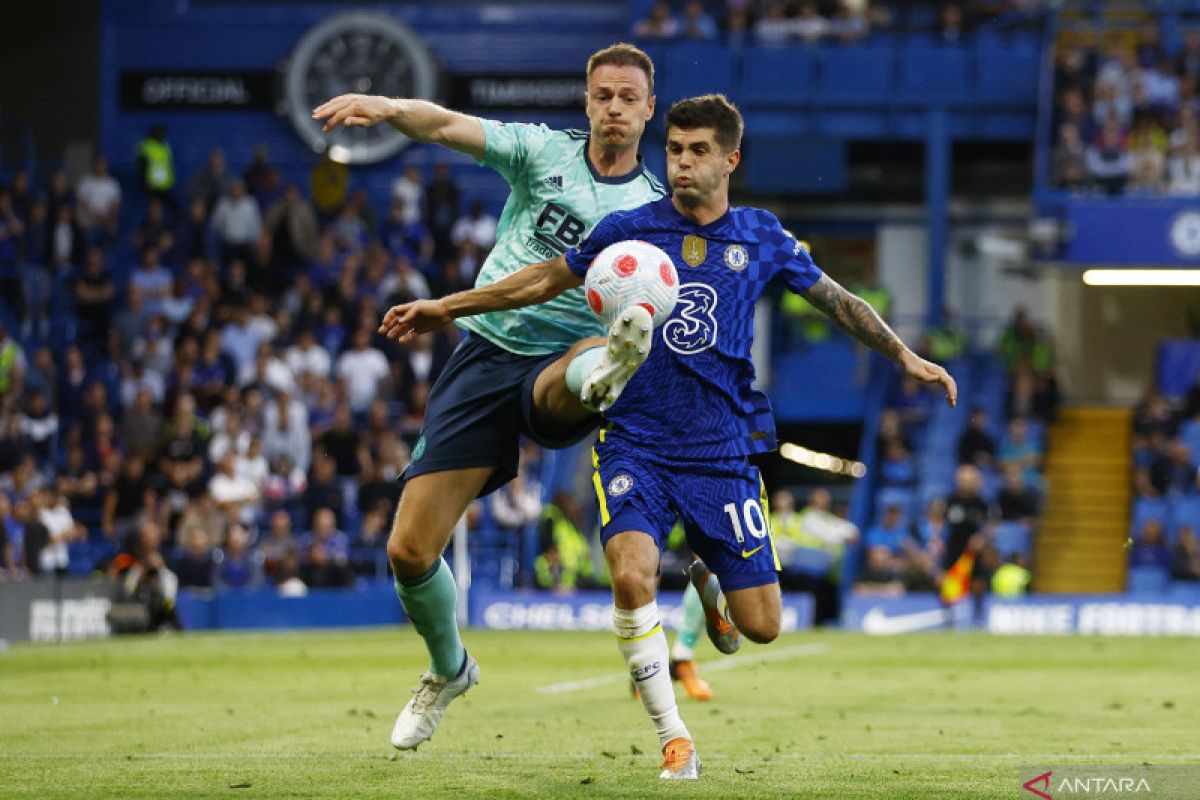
<box><xmin>312</xmin><ymin>95</ymin><xmax>485</xmax><ymax>159</ymax></box>
<box><xmin>803</xmin><ymin>274</ymin><xmax>958</xmax><ymax>407</ymax></box>
<box><xmin>378</xmin><ymin>256</ymin><xmax>581</xmax><ymax>344</ymax></box>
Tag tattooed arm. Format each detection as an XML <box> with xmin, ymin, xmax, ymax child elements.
<box><xmin>803</xmin><ymin>274</ymin><xmax>958</xmax><ymax>407</ymax></box>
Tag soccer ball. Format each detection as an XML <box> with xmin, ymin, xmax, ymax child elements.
<box><xmin>584</xmin><ymin>240</ymin><xmax>680</xmax><ymax>327</ymax></box>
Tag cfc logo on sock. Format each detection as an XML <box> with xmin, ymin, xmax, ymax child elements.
<box><xmin>632</xmin><ymin>661</ymin><xmax>663</xmax><ymax>683</ymax></box>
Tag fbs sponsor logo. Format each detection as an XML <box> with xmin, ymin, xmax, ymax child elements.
<box><xmin>632</xmin><ymin>660</ymin><xmax>662</xmax><ymax>683</ymax></box>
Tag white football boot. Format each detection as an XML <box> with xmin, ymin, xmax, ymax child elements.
<box><xmin>659</xmin><ymin>737</ymin><xmax>702</xmax><ymax>780</ymax></box>
<box><xmin>390</xmin><ymin>655</ymin><xmax>480</xmax><ymax>750</ymax></box>
<box><xmin>581</xmin><ymin>305</ymin><xmax>654</xmax><ymax>413</ymax></box>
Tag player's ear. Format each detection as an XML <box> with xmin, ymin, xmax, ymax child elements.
<box><xmin>725</xmin><ymin>148</ymin><xmax>741</xmax><ymax>175</ymax></box>
<box><xmin>646</xmin><ymin>94</ymin><xmax>656</xmax><ymax>120</ymax></box>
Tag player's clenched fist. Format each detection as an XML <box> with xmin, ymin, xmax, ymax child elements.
<box><xmin>378</xmin><ymin>299</ymin><xmax>453</xmax><ymax>343</ymax></box>
<box><xmin>312</xmin><ymin>94</ymin><xmax>399</xmax><ymax>132</ymax></box>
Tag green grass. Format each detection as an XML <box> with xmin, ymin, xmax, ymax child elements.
<box><xmin>2</xmin><ymin>628</ymin><xmax>1198</xmax><ymax>798</ymax></box>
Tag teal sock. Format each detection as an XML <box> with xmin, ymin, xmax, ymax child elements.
<box><xmin>671</xmin><ymin>583</ymin><xmax>705</xmax><ymax>661</ymax></box>
<box><xmin>395</xmin><ymin>558</ymin><xmax>466</xmax><ymax>678</ymax></box>
<box><xmin>565</xmin><ymin>346</ymin><xmax>604</xmax><ymax>395</ymax></box>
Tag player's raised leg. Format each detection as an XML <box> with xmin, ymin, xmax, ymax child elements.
<box><xmin>606</xmin><ymin>529</ymin><xmax>700</xmax><ymax>780</ymax></box>
<box><xmin>669</xmin><ymin>583</ymin><xmax>713</xmax><ymax>701</ymax></box>
<box><xmin>387</xmin><ymin>467</ymin><xmax>490</xmax><ymax>750</ymax></box>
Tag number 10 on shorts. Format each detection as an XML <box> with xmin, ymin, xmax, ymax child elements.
<box><xmin>722</xmin><ymin>499</ymin><xmax>768</xmax><ymax>543</ymax></box>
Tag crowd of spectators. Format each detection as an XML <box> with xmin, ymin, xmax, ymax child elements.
<box><xmin>1051</xmin><ymin>23</ymin><xmax>1200</xmax><ymax>196</ymax></box>
<box><xmin>1129</xmin><ymin>380</ymin><xmax>1200</xmax><ymax>584</ymax></box>
<box><xmin>632</xmin><ymin>0</ymin><xmax>1047</xmax><ymax>47</ymax></box>
<box><xmin>0</xmin><ymin>136</ymin><xmax>516</xmax><ymax>606</ymax></box>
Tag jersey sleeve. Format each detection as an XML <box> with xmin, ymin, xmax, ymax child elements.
<box><xmin>761</xmin><ymin>212</ymin><xmax>823</xmax><ymax>294</ymax></box>
<box><xmin>564</xmin><ymin>212</ymin><xmax>626</xmax><ymax>279</ymax></box>
<box><xmin>477</xmin><ymin>120</ymin><xmax>555</xmax><ymax>185</ymax></box>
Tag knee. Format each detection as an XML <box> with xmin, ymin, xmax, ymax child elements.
<box><xmin>386</xmin><ymin>525</ymin><xmax>436</xmax><ymax>576</ymax></box>
<box><xmin>609</xmin><ymin>564</ymin><xmax>655</xmax><ymax>608</ymax></box>
<box><xmin>738</xmin><ymin>614</ymin><xmax>780</xmax><ymax>645</ymax></box>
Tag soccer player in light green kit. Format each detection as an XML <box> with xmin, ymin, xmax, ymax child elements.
<box><xmin>313</xmin><ymin>44</ymin><xmax>713</xmax><ymax>753</ymax></box>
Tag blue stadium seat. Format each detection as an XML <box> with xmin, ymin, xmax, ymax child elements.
<box><xmin>976</xmin><ymin>40</ymin><xmax>1040</xmax><ymax>105</ymax></box>
<box><xmin>1169</xmin><ymin>496</ymin><xmax>1200</xmax><ymax>540</ymax></box>
<box><xmin>739</xmin><ymin>47</ymin><xmax>817</xmax><ymax>107</ymax></box>
<box><xmin>992</xmin><ymin>521</ymin><xmax>1032</xmax><ymax>559</ymax></box>
<box><xmin>816</xmin><ymin>46</ymin><xmax>896</xmax><ymax>105</ymax></box>
<box><xmin>784</xmin><ymin>546</ymin><xmax>834</xmax><ymax>578</ymax></box>
<box><xmin>1126</xmin><ymin>565</ymin><xmax>1169</xmax><ymax>595</ymax></box>
<box><xmin>1132</xmin><ymin>497</ymin><xmax>1172</xmax><ymax>536</ymax></box>
<box><xmin>897</xmin><ymin>46</ymin><xmax>970</xmax><ymax>103</ymax></box>
<box><xmin>659</xmin><ymin>43</ymin><xmax>734</xmax><ymax>106</ymax></box>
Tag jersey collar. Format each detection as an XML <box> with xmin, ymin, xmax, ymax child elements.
<box><xmin>583</xmin><ymin>138</ymin><xmax>649</xmax><ymax>186</ymax></box>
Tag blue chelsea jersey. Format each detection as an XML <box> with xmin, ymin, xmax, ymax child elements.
<box><xmin>565</xmin><ymin>196</ymin><xmax>824</xmax><ymax>460</ymax></box>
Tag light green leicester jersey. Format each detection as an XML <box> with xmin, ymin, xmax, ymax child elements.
<box><xmin>456</xmin><ymin>119</ymin><xmax>668</xmax><ymax>355</ymax></box>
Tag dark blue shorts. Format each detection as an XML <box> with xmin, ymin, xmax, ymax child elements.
<box><xmin>404</xmin><ymin>333</ymin><xmax>599</xmax><ymax>496</ymax></box>
<box><xmin>592</xmin><ymin>434</ymin><xmax>780</xmax><ymax>591</ymax></box>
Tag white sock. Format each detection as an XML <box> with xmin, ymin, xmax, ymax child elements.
<box><xmin>614</xmin><ymin>602</ymin><xmax>690</xmax><ymax>748</ymax></box>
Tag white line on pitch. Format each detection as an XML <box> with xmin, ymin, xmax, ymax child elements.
<box><xmin>535</xmin><ymin>642</ymin><xmax>830</xmax><ymax>695</ymax></box>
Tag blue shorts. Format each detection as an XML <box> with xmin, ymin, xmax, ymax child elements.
<box><xmin>592</xmin><ymin>434</ymin><xmax>780</xmax><ymax>591</ymax></box>
<box><xmin>404</xmin><ymin>333</ymin><xmax>598</xmax><ymax>496</ymax></box>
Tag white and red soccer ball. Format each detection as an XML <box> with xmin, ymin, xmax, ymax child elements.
<box><xmin>584</xmin><ymin>240</ymin><xmax>680</xmax><ymax>327</ymax></box>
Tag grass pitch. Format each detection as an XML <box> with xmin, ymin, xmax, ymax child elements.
<box><xmin>2</xmin><ymin>627</ymin><xmax>1198</xmax><ymax>798</ymax></box>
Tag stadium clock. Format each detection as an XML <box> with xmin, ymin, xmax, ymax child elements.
<box><xmin>282</xmin><ymin>11</ymin><xmax>438</xmax><ymax>165</ymax></box>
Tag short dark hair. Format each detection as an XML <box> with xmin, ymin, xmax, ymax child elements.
<box><xmin>587</xmin><ymin>43</ymin><xmax>655</xmax><ymax>95</ymax></box>
<box><xmin>665</xmin><ymin>94</ymin><xmax>744</xmax><ymax>153</ymax></box>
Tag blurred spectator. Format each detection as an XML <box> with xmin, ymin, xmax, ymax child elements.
<box><xmin>755</xmin><ymin>1</ymin><xmax>794</xmax><ymax>47</ymax></box>
<box><xmin>879</xmin><ymin>440</ymin><xmax>916</xmax><ymax>487</ymax></box>
<box><xmin>177</xmin><ymin>493</ymin><xmax>226</xmax><ymax>551</ymax></box>
<box><xmin>187</xmin><ymin>148</ymin><xmax>233</xmax><ymax>212</ymax></box>
<box><xmin>32</xmin><ymin>485</ymin><xmax>83</xmax><ymax>575</ymax></box>
<box><xmin>19</xmin><ymin>390</ymin><xmax>58</xmax><ymax>468</ymax></box>
<box><xmin>1086</xmin><ymin>119</ymin><xmax>1132</xmax><ymax>195</ymax></box>
<box><xmin>137</xmin><ymin>124</ymin><xmax>177</xmax><ymax>211</ymax></box>
<box><xmin>997</xmin><ymin>308</ymin><xmax>1054</xmax><ymax>375</ymax></box>
<box><xmin>830</xmin><ymin>1</ymin><xmax>869</xmax><ymax>43</ymax></box>
<box><xmin>1006</xmin><ymin>363</ymin><xmax>1058</xmax><ymax>425</ymax></box>
<box><xmin>299</xmin><ymin>507</ymin><xmax>353</xmax><ymax>588</ymax></box>
<box><xmin>120</xmin><ymin>387</ymin><xmax>164</xmax><ymax>461</ymax></box>
<box><xmin>958</xmin><ymin>408</ymin><xmax>997</xmax><ymax>467</ymax></box>
<box><xmin>260</xmin><ymin>509</ymin><xmax>299</xmax><ymax>580</ymax></box>
<box><xmin>243</xmin><ymin>146</ymin><xmax>278</xmax><ymax>207</ymax></box>
<box><xmin>538</xmin><ymin>492</ymin><xmax>596</xmax><ymax>590</ymax></box>
<box><xmin>680</xmin><ymin>0</ymin><xmax>718</xmax><ymax>40</ymax></box>
<box><xmin>209</xmin><ymin>450</ymin><xmax>259</xmax><ymax>528</ymax></box>
<box><xmin>210</xmin><ymin>180</ymin><xmax>262</xmax><ymax>265</ymax></box>
<box><xmin>1129</xmin><ymin>518</ymin><xmax>1171</xmax><ymax>570</ymax></box>
<box><xmin>286</xmin><ymin>327</ymin><xmax>331</xmax><ymax>383</ymax></box>
<box><xmin>262</xmin><ymin>185</ymin><xmax>319</xmax><ymax>287</ymax></box>
<box><xmin>937</xmin><ymin>3</ymin><xmax>967</xmax><ymax>44</ymax></box>
<box><xmin>390</xmin><ymin>166</ymin><xmax>425</xmax><ymax>226</ymax></box>
<box><xmin>178</xmin><ymin>198</ymin><xmax>213</xmax><ymax>263</ymax></box>
<box><xmin>73</xmin><ymin>247</ymin><xmax>116</xmax><ymax>338</ymax></box>
<box><xmin>793</xmin><ymin>1</ymin><xmax>829</xmax><ymax>45</ymax></box>
<box><xmin>853</xmin><ymin>546</ymin><xmax>905</xmax><ymax>596</ymax></box>
<box><xmin>997</xmin><ymin>418</ymin><xmax>1043</xmax><ymax>487</ymax></box>
<box><xmin>76</xmin><ymin>155</ymin><xmax>122</xmax><ymax>242</ymax></box>
<box><xmin>943</xmin><ymin>465</ymin><xmax>993</xmax><ymax>572</ymax></box>
<box><xmin>131</xmin><ymin>244</ymin><xmax>172</xmax><ymax>318</ymax></box>
<box><xmin>1051</xmin><ymin>122</ymin><xmax>1088</xmax><ymax>189</ymax></box>
<box><xmin>134</xmin><ymin>196</ymin><xmax>175</xmax><ymax>257</ymax></box>
<box><xmin>214</xmin><ymin>523</ymin><xmax>264</xmax><ymax>590</ymax></box>
<box><xmin>1170</xmin><ymin>527</ymin><xmax>1200</xmax><ymax>581</ymax></box>
<box><xmin>990</xmin><ymin>552</ymin><xmax>1031</xmax><ymax>597</ymax></box>
<box><xmin>173</xmin><ymin>524</ymin><xmax>216</xmax><ymax>589</ymax></box>
<box><xmin>1167</xmin><ymin>137</ymin><xmax>1200</xmax><ymax>196</ymax></box>
<box><xmin>997</xmin><ymin>463</ymin><xmax>1039</xmax><ymax>522</ymax></box>
<box><xmin>864</xmin><ymin>503</ymin><xmax>910</xmax><ymax>555</ymax></box>
<box><xmin>634</xmin><ymin>0</ymin><xmax>680</xmax><ymax>38</ymax></box>
<box><xmin>109</xmin><ymin>519</ymin><xmax>180</xmax><ymax>631</ymax></box>
<box><xmin>336</xmin><ymin>329</ymin><xmax>390</xmax><ymax>415</ymax></box>
<box><xmin>103</xmin><ymin>455</ymin><xmax>154</xmax><ymax>543</ymax></box>
<box><xmin>1178</xmin><ymin>30</ymin><xmax>1200</xmax><ymax>82</ymax></box>
<box><xmin>262</xmin><ymin>390</ymin><xmax>311</xmax><ymax>474</ymax></box>
<box><xmin>316</xmin><ymin>403</ymin><xmax>366</xmax><ymax>481</ymax></box>
<box><xmin>304</xmin><ymin>454</ymin><xmax>344</xmax><ymax>525</ymax></box>
<box><xmin>451</xmin><ymin>200</ymin><xmax>497</xmax><ymax>252</ymax></box>
<box><xmin>492</xmin><ymin>473</ymin><xmax>542</xmax><ymax>532</ymax></box>
<box><xmin>0</xmin><ymin>494</ymin><xmax>16</xmax><ymax>577</ymax></box>
<box><xmin>1127</xmin><ymin>114</ymin><xmax>1168</xmax><ymax>193</ymax></box>
<box><xmin>425</xmin><ymin>164</ymin><xmax>461</xmax><ymax>262</ymax></box>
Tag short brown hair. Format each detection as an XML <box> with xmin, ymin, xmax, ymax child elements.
<box><xmin>587</xmin><ymin>43</ymin><xmax>655</xmax><ymax>95</ymax></box>
<box><xmin>665</xmin><ymin>94</ymin><xmax>744</xmax><ymax>153</ymax></box>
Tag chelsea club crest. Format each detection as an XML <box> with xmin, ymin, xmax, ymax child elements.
<box><xmin>608</xmin><ymin>474</ymin><xmax>634</xmax><ymax>496</ymax></box>
<box><xmin>724</xmin><ymin>244</ymin><xmax>748</xmax><ymax>272</ymax></box>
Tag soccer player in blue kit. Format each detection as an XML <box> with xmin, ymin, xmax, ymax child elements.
<box><xmin>381</xmin><ymin>94</ymin><xmax>957</xmax><ymax>780</ymax></box>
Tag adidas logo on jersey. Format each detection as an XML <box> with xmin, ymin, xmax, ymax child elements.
<box><xmin>543</xmin><ymin>175</ymin><xmax>563</xmax><ymax>191</ymax></box>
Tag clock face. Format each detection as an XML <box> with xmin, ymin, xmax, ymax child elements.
<box><xmin>284</xmin><ymin>11</ymin><xmax>438</xmax><ymax>165</ymax></box>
